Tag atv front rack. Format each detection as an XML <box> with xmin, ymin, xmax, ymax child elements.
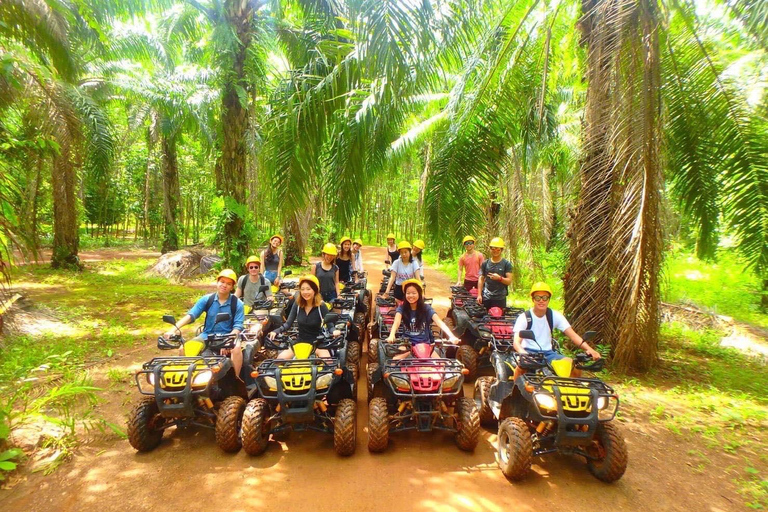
<box><xmin>382</xmin><ymin>358</ymin><xmax>465</xmax><ymax>399</ymax></box>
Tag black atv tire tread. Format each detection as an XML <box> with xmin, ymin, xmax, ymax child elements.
<box><xmin>334</xmin><ymin>398</ymin><xmax>357</xmax><ymax>456</ymax></box>
<box><xmin>474</xmin><ymin>376</ymin><xmax>496</xmax><ymax>426</ymax></box>
<box><xmin>456</xmin><ymin>345</ymin><xmax>479</xmax><ymax>381</ymax></box>
<box><xmin>587</xmin><ymin>422</ymin><xmax>628</xmax><ymax>482</ymax></box>
<box><xmin>215</xmin><ymin>396</ymin><xmax>246</xmax><ymax>453</ymax></box>
<box><xmin>454</xmin><ymin>397</ymin><xmax>480</xmax><ymax>451</ymax></box>
<box><xmin>366</xmin><ymin>362</ymin><xmax>379</xmax><ymax>402</ymax></box>
<box><xmin>127</xmin><ymin>397</ymin><xmax>164</xmax><ymax>452</ymax></box>
<box><xmin>497</xmin><ymin>417</ymin><xmax>532</xmax><ymax>481</ymax></box>
<box><xmin>347</xmin><ymin>341</ymin><xmax>361</xmax><ymax>370</ymax></box>
<box><xmin>368</xmin><ymin>397</ymin><xmax>389</xmax><ymax>453</ymax></box>
<box><xmin>368</xmin><ymin>338</ymin><xmax>379</xmax><ymax>365</ymax></box>
<box><xmin>242</xmin><ymin>398</ymin><xmax>270</xmax><ymax>456</ymax></box>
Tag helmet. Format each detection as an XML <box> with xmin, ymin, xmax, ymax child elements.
<box><xmin>489</xmin><ymin>237</ymin><xmax>505</xmax><ymax>248</ymax></box>
<box><xmin>530</xmin><ymin>282</ymin><xmax>553</xmax><ymax>297</ymax></box>
<box><xmin>462</xmin><ymin>235</ymin><xmax>476</xmax><ymax>245</ymax></box>
<box><xmin>245</xmin><ymin>255</ymin><xmax>260</xmax><ymax>267</ymax></box>
<box><xmin>401</xmin><ymin>278</ymin><xmax>424</xmax><ymax>295</ymax></box>
<box><xmin>488</xmin><ymin>306</ymin><xmax>504</xmax><ymax>317</ymax></box>
<box><xmin>397</xmin><ymin>241</ymin><xmax>412</xmax><ymax>251</ymax></box>
<box><xmin>298</xmin><ymin>274</ymin><xmax>320</xmax><ymax>291</ymax></box>
<box><xmin>321</xmin><ymin>243</ymin><xmax>338</xmax><ymax>256</ymax></box>
<box><xmin>270</xmin><ymin>234</ymin><xmax>283</xmax><ymax>243</ymax></box>
<box><xmin>217</xmin><ymin>269</ymin><xmax>237</xmax><ymax>285</ymax></box>
<box><xmin>413</xmin><ymin>239</ymin><xmax>426</xmax><ymax>250</ymax></box>
<box><xmin>339</xmin><ymin>236</ymin><xmax>352</xmax><ymax>246</ymax></box>
<box><xmin>353</xmin><ymin>238</ymin><xmax>363</xmax><ymax>246</ymax></box>
<box><xmin>386</xmin><ymin>233</ymin><xmax>396</xmax><ymax>240</ymax></box>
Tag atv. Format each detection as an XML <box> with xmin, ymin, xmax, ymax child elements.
<box><xmin>455</xmin><ymin>308</ymin><xmax>523</xmax><ymax>382</ymax></box>
<box><xmin>475</xmin><ymin>329</ymin><xmax>628</xmax><ymax>483</ymax></box>
<box><xmin>241</xmin><ymin>314</ymin><xmax>357</xmax><ymax>456</ymax></box>
<box><xmin>330</xmin><ymin>294</ymin><xmax>363</xmax><ymax>378</ymax></box>
<box><xmin>127</xmin><ymin>314</ymin><xmax>247</xmax><ymax>453</ymax></box>
<box><xmin>366</xmin><ymin>338</ymin><xmax>479</xmax><ymax>453</ymax></box>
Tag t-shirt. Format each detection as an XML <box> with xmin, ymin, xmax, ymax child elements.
<box><xmin>395</xmin><ymin>304</ymin><xmax>437</xmax><ymax>343</ymax></box>
<box><xmin>481</xmin><ymin>258</ymin><xmax>513</xmax><ymax>300</ymax></box>
<box><xmin>315</xmin><ymin>262</ymin><xmax>338</xmax><ymax>295</ymax></box>
<box><xmin>513</xmin><ymin>308</ymin><xmax>571</xmax><ymax>351</ymax></box>
<box><xmin>238</xmin><ymin>274</ymin><xmax>273</xmax><ymax>306</ymax></box>
<box><xmin>277</xmin><ymin>303</ymin><xmax>330</xmax><ymax>342</ymax></box>
<box><xmin>459</xmin><ymin>252</ymin><xmax>485</xmax><ymax>281</ymax></box>
<box><xmin>352</xmin><ymin>250</ymin><xmax>363</xmax><ymax>272</ymax></box>
<box><xmin>187</xmin><ymin>293</ymin><xmax>245</xmax><ymax>337</ymax></box>
<box><xmin>390</xmin><ymin>258</ymin><xmax>421</xmax><ymax>285</ymax></box>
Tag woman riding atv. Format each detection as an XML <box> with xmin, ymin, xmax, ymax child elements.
<box><xmin>261</xmin><ymin>234</ymin><xmax>284</xmax><ymax>286</ymax></box>
<box><xmin>312</xmin><ymin>242</ymin><xmax>341</xmax><ymax>302</ymax></box>
<box><xmin>268</xmin><ymin>275</ymin><xmax>340</xmax><ymax>359</ymax></box>
<box><xmin>352</xmin><ymin>239</ymin><xmax>364</xmax><ymax>273</ymax></box>
<box><xmin>381</xmin><ymin>241</ymin><xmax>421</xmax><ymax>303</ymax></box>
<box><xmin>386</xmin><ymin>279</ymin><xmax>458</xmax><ymax>359</ymax></box>
<box><xmin>384</xmin><ymin>233</ymin><xmax>398</xmax><ymax>264</ymax></box>
<box><xmin>337</xmin><ymin>237</ymin><xmax>354</xmax><ymax>283</ymax></box>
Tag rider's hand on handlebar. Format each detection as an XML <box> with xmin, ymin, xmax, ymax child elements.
<box><xmin>447</xmin><ymin>336</ymin><xmax>459</xmax><ymax>344</ymax></box>
<box><xmin>163</xmin><ymin>330</ymin><xmax>176</xmax><ymax>339</ymax></box>
<box><xmin>332</xmin><ymin>329</ymin><xmax>341</xmax><ymax>337</ymax></box>
<box><xmin>386</xmin><ymin>335</ymin><xmax>395</xmax><ymax>343</ymax></box>
<box><xmin>268</xmin><ymin>331</ymin><xmax>277</xmax><ymax>340</ymax></box>
<box><xmin>585</xmin><ymin>346</ymin><xmax>601</xmax><ymax>360</ymax></box>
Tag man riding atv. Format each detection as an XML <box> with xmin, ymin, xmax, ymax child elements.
<box><xmin>235</xmin><ymin>256</ymin><xmax>273</xmax><ymax>312</ymax></box>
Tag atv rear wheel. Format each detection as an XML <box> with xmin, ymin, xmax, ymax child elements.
<box><xmin>454</xmin><ymin>397</ymin><xmax>480</xmax><ymax>451</ymax></box>
<box><xmin>497</xmin><ymin>417</ymin><xmax>532</xmax><ymax>481</ymax></box>
<box><xmin>456</xmin><ymin>344</ymin><xmax>479</xmax><ymax>381</ymax></box>
<box><xmin>347</xmin><ymin>341</ymin><xmax>361</xmax><ymax>373</ymax></box>
<box><xmin>127</xmin><ymin>397</ymin><xmax>165</xmax><ymax>452</ymax></box>
<box><xmin>367</xmin><ymin>397</ymin><xmax>389</xmax><ymax>453</ymax></box>
<box><xmin>334</xmin><ymin>398</ymin><xmax>357</xmax><ymax>456</ymax></box>
<box><xmin>366</xmin><ymin>363</ymin><xmax>382</xmax><ymax>402</ymax></box>
<box><xmin>215</xmin><ymin>396</ymin><xmax>246</xmax><ymax>453</ymax></box>
<box><xmin>367</xmin><ymin>338</ymin><xmax>379</xmax><ymax>365</ymax></box>
<box><xmin>586</xmin><ymin>422</ymin><xmax>628</xmax><ymax>482</ymax></box>
<box><xmin>242</xmin><ymin>398</ymin><xmax>270</xmax><ymax>456</ymax></box>
<box><xmin>474</xmin><ymin>376</ymin><xmax>496</xmax><ymax>426</ymax></box>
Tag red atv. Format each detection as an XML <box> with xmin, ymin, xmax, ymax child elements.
<box><xmin>367</xmin><ymin>339</ymin><xmax>479</xmax><ymax>453</ymax></box>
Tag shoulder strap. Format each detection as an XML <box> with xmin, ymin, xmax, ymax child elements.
<box><xmin>259</xmin><ymin>274</ymin><xmax>265</xmax><ymax>286</ymax></box>
<box><xmin>546</xmin><ymin>308</ymin><xmax>553</xmax><ymax>334</ymax></box>
<box><xmin>525</xmin><ymin>309</ymin><xmax>533</xmax><ymax>330</ymax></box>
<box><xmin>231</xmin><ymin>295</ymin><xmax>237</xmax><ymax>319</ymax></box>
<box><xmin>238</xmin><ymin>275</ymin><xmax>247</xmax><ymax>291</ymax></box>
<box><xmin>203</xmin><ymin>293</ymin><xmax>216</xmax><ymax>322</ymax></box>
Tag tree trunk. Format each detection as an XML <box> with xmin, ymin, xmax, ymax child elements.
<box><xmin>161</xmin><ymin>133</ymin><xmax>181</xmax><ymax>254</ymax></box>
<box><xmin>51</xmin><ymin>150</ymin><xmax>81</xmax><ymax>269</ymax></box>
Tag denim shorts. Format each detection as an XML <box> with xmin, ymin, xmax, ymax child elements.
<box><xmin>264</xmin><ymin>270</ymin><xmax>278</xmax><ymax>282</ymax></box>
<box><xmin>527</xmin><ymin>349</ymin><xmax>567</xmax><ymax>364</ymax></box>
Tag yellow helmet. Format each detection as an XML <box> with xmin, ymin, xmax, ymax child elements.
<box><xmin>339</xmin><ymin>236</ymin><xmax>352</xmax><ymax>246</ymax></box>
<box><xmin>322</xmin><ymin>243</ymin><xmax>338</xmax><ymax>256</ymax></box>
<box><xmin>489</xmin><ymin>237</ymin><xmax>505</xmax><ymax>248</ymax></box>
<box><xmin>397</xmin><ymin>241</ymin><xmax>412</xmax><ymax>251</ymax></box>
<box><xmin>386</xmin><ymin>233</ymin><xmax>396</xmax><ymax>240</ymax></box>
<box><xmin>217</xmin><ymin>269</ymin><xmax>237</xmax><ymax>284</ymax></box>
<box><xmin>413</xmin><ymin>239</ymin><xmax>426</xmax><ymax>250</ymax></box>
<box><xmin>298</xmin><ymin>274</ymin><xmax>320</xmax><ymax>291</ymax></box>
<box><xmin>245</xmin><ymin>255</ymin><xmax>260</xmax><ymax>267</ymax></box>
<box><xmin>270</xmin><ymin>234</ymin><xmax>283</xmax><ymax>243</ymax></box>
<box><xmin>462</xmin><ymin>235</ymin><xmax>476</xmax><ymax>245</ymax></box>
<box><xmin>530</xmin><ymin>282</ymin><xmax>553</xmax><ymax>297</ymax></box>
<box><xmin>353</xmin><ymin>238</ymin><xmax>363</xmax><ymax>246</ymax></box>
<box><xmin>401</xmin><ymin>278</ymin><xmax>424</xmax><ymax>295</ymax></box>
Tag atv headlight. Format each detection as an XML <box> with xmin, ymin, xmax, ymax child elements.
<box><xmin>147</xmin><ymin>373</ymin><xmax>156</xmax><ymax>386</ymax></box>
<box><xmin>442</xmin><ymin>373</ymin><xmax>461</xmax><ymax>391</ymax></box>
<box><xmin>316</xmin><ymin>372</ymin><xmax>334</xmax><ymax>389</ymax></box>
<box><xmin>597</xmin><ymin>397</ymin><xmax>608</xmax><ymax>410</ymax></box>
<box><xmin>390</xmin><ymin>375</ymin><xmax>410</xmax><ymax>391</ymax></box>
<box><xmin>263</xmin><ymin>376</ymin><xmax>277</xmax><ymax>391</ymax></box>
<box><xmin>598</xmin><ymin>396</ymin><xmax>618</xmax><ymax>421</ymax></box>
<box><xmin>192</xmin><ymin>370</ymin><xmax>212</xmax><ymax>387</ymax></box>
<box><xmin>534</xmin><ymin>392</ymin><xmax>558</xmax><ymax>411</ymax></box>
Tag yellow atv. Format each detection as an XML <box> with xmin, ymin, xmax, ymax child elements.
<box><xmin>241</xmin><ymin>314</ymin><xmax>357</xmax><ymax>456</ymax></box>
<box><xmin>127</xmin><ymin>314</ymin><xmax>247</xmax><ymax>453</ymax></box>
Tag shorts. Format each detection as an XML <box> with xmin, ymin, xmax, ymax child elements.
<box><xmin>321</xmin><ymin>289</ymin><xmax>337</xmax><ymax>302</ymax></box>
<box><xmin>527</xmin><ymin>349</ymin><xmax>567</xmax><ymax>364</ymax></box>
<box><xmin>264</xmin><ymin>270</ymin><xmax>278</xmax><ymax>283</ymax></box>
<box><xmin>483</xmin><ymin>298</ymin><xmax>506</xmax><ymax>311</ymax></box>
<box><xmin>393</xmin><ymin>285</ymin><xmax>405</xmax><ymax>301</ymax></box>
<box><xmin>463</xmin><ymin>279</ymin><xmax>478</xmax><ymax>291</ymax></box>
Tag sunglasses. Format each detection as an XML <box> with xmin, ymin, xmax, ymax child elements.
<box><xmin>532</xmin><ymin>295</ymin><xmax>550</xmax><ymax>302</ymax></box>
<box><xmin>248</xmin><ymin>265</ymin><xmax>260</xmax><ymax>270</ymax></box>
<box><xmin>464</xmin><ymin>242</ymin><xmax>474</xmax><ymax>246</ymax></box>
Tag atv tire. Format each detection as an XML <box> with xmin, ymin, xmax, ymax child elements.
<box><xmin>334</xmin><ymin>398</ymin><xmax>357</xmax><ymax>456</ymax></box>
<box><xmin>586</xmin><ymin>422</ymin><xmax>628</xmax><ymax>482</ymax></box>
<box><xmin>242</xmin><ymin>398</ymin><xmax>270</xmax><ymax>456</ymax></box>
<box><xmin>367</xmin><ymin>338</ymin><xmax>379</xmax><ymax>365</ymax></box>
<box><xmin>347</xmin><ymin>341</ymin><xmax>361</xmax><ymax>372</ymax></box>
<box><xmin>127</xmin><ymin>397</ymin><xmax>164</xmax><ymax>452</ymax></box>
<box><xmin>368</xmin><ymin>397</ymin><xmax>389</xmax><ymax>453</ymax></box>
<box><xmin>366</xmin><ymin>362</ymin><xmax>381</xmax><ymax>402</ymax></box>
<box><xmin>497</xmin><ymin>417</ymin><xmax>532</xmax><ymax>481</ymax></box>
<box><xmin>454</xmin><ymin>397</ymin><xmax>480</xmax><ymax>451</ymax></box>
<box><xmin>456</xmin><ymin>344</ymin><xmax>479</xmax><ymax>381</ymax></box>
<box><xmin>215</xmin><ymin>396</ymin><xmax>246</xmax><ymax>453</ymax></box>
<box><xmin>474</xmin><ymin>376</ymin><xmax>496</xmax><ymax>426</ymax></box>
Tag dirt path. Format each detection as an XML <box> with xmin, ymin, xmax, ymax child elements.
<box><xmin>0</xmin><ymin>247</ymin><xmax>746</xmax><ymax>511</ymax></box>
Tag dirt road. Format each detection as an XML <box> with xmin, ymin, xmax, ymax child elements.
<box><xmin>0</xmin><ymin>247</ymin><xmax>744</xmax><ymax>511</ymax></box>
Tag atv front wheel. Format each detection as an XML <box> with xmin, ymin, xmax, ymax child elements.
<box><xmin>334</xmin><ymin>398</ymin><xmax>357</xmax><ymax>456</ymax></box>
<box><xmin>127</xmin><ymin>397</ymin><xmax>165</xmax><ymax>452</ymax></box>
<box><xmin>586</xmin><ymin>422</ymin><xmax>628</xmax><ymax>482</ymax></box>
<box><xmin>367</xmin><ymin>397</ymin><xmax>389</xmax><ymax>453</ymax></box>
<box><xmin>474</xmin><ymin>376</ymin><xmax>496</xmax><ymax>426</ymax></box>
<box><xmin>456</xmin><ymin>345</ymin><xmax>478</xmax><ymax>381</ymax></box>
<box><xmin>215</xmin><ymin>396</ymin><xmax>246</xmax><ymax>453</ymax></box>
<box><xmin>367</xmin><ymin>338</ymin><xmax>379</xmax><ymax>365</ymax></box>
<box><xmin>366</xmin><ymin>363</ymin><xmax>381</xmax><ymax>403</ymax></box>
<box><xmin>347</xmin><ymin>341</ymin><xmax>361</xmax><ymax>373</ymax></box>
<box><xmin>242</xmin><ymin>398</ymin><xmax>270</xmax><ymax>456</ymax></box>
<box><xmin>454</xmin><ymin>397</ymin><xmax>480</xmax><ymax>451</ymax></box>
<box><xmin>497</xmin><ymin>417</ymin><xmax>532</xmax><ymax>481</ymax></box>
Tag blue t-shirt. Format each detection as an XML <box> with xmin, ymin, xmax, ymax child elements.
<box><xmin>395</xmin><ymin>304</ymin><xmax>437</xmax><ymax>344</ymax></box>
<box><xmin>187</xmin><ymin>293</ymin><xmax>245</xmax><ymax>339</ymax></box>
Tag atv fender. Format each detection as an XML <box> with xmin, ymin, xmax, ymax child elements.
<box><xmin>452</xmin><ymin>309</ymin><xmax>471</xmax><ymax>337</ymax></box>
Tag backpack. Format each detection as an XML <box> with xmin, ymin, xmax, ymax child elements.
<box><xmin>203</xmin><ymin>293</ymin><xmax>238</xmax><ymax>326</ymax></box>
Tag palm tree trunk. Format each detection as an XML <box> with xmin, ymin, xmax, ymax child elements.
<box><xmin>161</xmin><ymin>134</ymin><xmax>180</xmax><ymax>254</ymax></box>
<box><xmin>51</xmin><ymin>150</ymin><xmax>81</xmax><ymax>269</ymax></box>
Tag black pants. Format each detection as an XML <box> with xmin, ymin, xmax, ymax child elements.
<box><xmin>393</xmin><ymin>285</ymin><xmax>405</xmax><ymax>301</ymax></box>
<box><xmin>483</xmin><ymin>298</ymin><xmax>506</xmax><ymax>311</ymax></box>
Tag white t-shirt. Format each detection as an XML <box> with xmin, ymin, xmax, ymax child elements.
<box><xmin>390</xmin><ymin>258</ymin><xmax>421</xmax><ymax>284</ymax></box>
<box><xmin>513</xmin><ymin>308</ymin><xmax>571</xmax><ymax>351</ymax></box>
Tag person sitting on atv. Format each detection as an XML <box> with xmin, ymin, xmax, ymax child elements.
<box><xmin>352</xmin><ymin>238</ymin><xmax>364</xmax><ymax>273</ymax></box>
<box><xmin>385</xmin><ymin>233</ymin><xmax>398</xmax><ymax>264</ymax></box>
<box><xmin>381</xmin><ymin>241</ymin><xmax>422</xmax><ymax>303</ymax></box>
<box><xmin>163</xmin><ymin>269</ymin><xmax>246</xmax><ymax>378</ymax></box>
<box><xmin>456</xmin><ymin>236</ymin><xmax>485</xmax><ymax>292</ymax></box>
<box><xmin>261</xmin><ymin>234</ymin><xmax>284</xmax><ymax>286</ymax></box>
<box><xmin>313</xmin><ymin>243</ymin><xmax>341</xmax><ymax>302</ymax></box>
<box><xmin>235</xmin><ymin>256</ymin><xmax>272</xmax><ymax>312</ymax></box>
<box><xmin>386</xmin><ymin>279</ymin><xmax>458</xmax><ymax>358</ymax></box>
<box><xmin>412</xmin><ymin>239</ymin><xmax>426</xmax><ymax>282</ymax></box>
<box><xmin>268</xmin><ymin>275</ymin><xmax>340</xmax><ymax>359</ymax></box>
<box><xmin>511</xmin><ymin>282</ymin><xmax>601</xmax><ymax>380</ymax></box>
<box><xmin>477</xmin><ymin>237</ymin><xmax>512</xmax><ymax>311</ymax></box>
<box><xmin>337</xmin><ymin>237</ymin><xmax>354</xmax><ymax>283</ymax></box>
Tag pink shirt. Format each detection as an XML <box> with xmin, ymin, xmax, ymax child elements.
<box><xmin>459</xmin><ymin>252</ymin><xmax>484</xmax><ymax>281</ymax></box>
